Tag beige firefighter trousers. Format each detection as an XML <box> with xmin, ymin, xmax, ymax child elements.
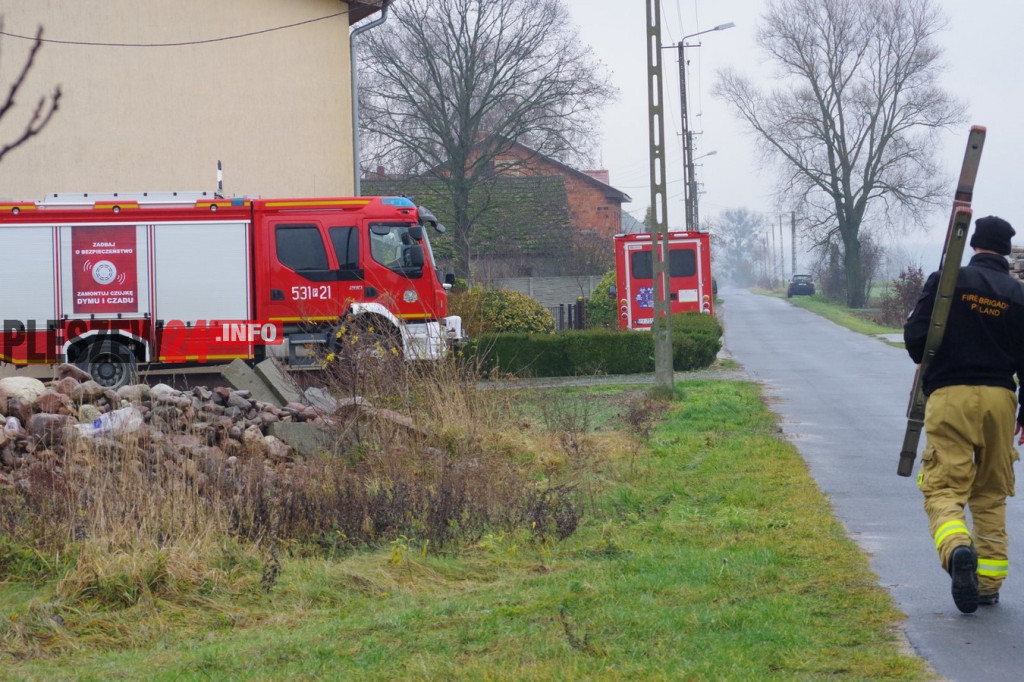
<box><xmin>919</xmin><ymin>385</ymin><xmax>1019</xmax><ymax>594</ymax></box>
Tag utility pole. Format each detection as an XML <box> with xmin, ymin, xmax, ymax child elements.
<box><xmin>646</xmin><ymin>0</ymin><xmax>673</xmax><ymax>390</ymax></box>
<box><xmin>677</xmin><ymin>43</ymin><xmax>693</xmax><ymax>230</ymax></box>
<box><xmin>689</xmin><ymin>129</ymin><xmax>700</xmax><ymax>230</ymax></box>
<box><xmin>791</xmin><ymin>211</ymin><xmax>797</xmax><ymax>275</ymax></box>
<box><xmin>778</xmin><ymin>215</ymin><xmax>785</xmax><ymax>282</ymax></box>
<box><xmin>674</xmin><ymin>22</ymin><xmax>734</xmax><ymax>231</ymax></box>
<box><xmin>763</xmin><ymin>234</ymin><xmax>770</xmax><ymax>283</ymax></box>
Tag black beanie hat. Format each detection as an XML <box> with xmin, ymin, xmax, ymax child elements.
<box><xmin>970</xmin><ymin>216</ymin><xmax>1015</xmax><ymax>256</ymax></box>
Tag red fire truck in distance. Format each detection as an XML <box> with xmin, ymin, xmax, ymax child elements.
<box><xmin>0</xmin><ymin>192</ymin><xmax>463</xmax><ymax>387</ymax></box>
<box><xmin>612</xmin><ymin>231</ymin><xmax>714</xmax><ymax>330</ymax></box>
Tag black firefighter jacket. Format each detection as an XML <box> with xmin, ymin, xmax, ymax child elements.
<box><xmin>904</xmin><ymin>252</ymin><xmax>1024</xmax><ymax>423</ymax></box>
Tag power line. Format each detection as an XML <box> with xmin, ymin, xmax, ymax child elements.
<box><xmin>614</xmin><ymin>177</ymin><xmax>687</xmax><ymax>190</ymax></box>
<box><xmin>0</xmin><ymin>10</ymin><xmax>354</xmax><ymax>48</ymax></box>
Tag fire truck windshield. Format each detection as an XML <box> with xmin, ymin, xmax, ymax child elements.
<box><xmin>369</xmin><ymin>223</ymin><xmax>425</xmax><ymax>276</ymax></box>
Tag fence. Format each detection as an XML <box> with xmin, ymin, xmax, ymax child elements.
<box><xmin>547</xmin><ymin>298</ymin><xmax>587</xmax><ymax>331</ymax></box>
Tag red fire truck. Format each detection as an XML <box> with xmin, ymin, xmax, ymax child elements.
<box><xmin>0</xmin><ymin>192</ymin><xmax>463</xmax><ymax>387</ymax></box>
<box><xmin>612</xmin><ymin>231</ymin><xmax>713</xmax><ymax>330</ymax></box>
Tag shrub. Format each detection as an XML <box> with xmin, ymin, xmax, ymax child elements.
<box><xmin>471</xmin><ymin>313</ymin><xmax>721</xmax><ymax>377</ymax></box>
<box><xmin>586</xmin><ymin>270</ymin><xmax>618</xmax><ymax>329</ymax></box>
<box><xmin>877</xmin><ymin>265</ymin><xmax>925</xmax><ymax>328</ymax></box>
<box><xmin>670</xmin><ymin>313</ymin><xmax>723</xmax><ymax>369</ymax></box>
<box><xmin>448</xmin><ymin>286</ymin><xmax>555</xmax><ymax>336</ymax></box>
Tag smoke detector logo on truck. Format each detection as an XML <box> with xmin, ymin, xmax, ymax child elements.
<box><xmin>90</xmin><ymin>260</ymin><xmax>117</xmax><ymax>285</ymax></box>
<box><xmin>70</xmin><ymin>226</ymin><xmax>138</xmax><ymax>314</ymax></box>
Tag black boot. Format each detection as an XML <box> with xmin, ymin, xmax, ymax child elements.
<box><xmin>978</xmin><ymin>591</ymin><xmax>999</xmax><ymax>606</ymax></box>
<box><xmin>949</xmin><ymin>545</ymin><xmax>979</xmax><ymax>614</ymax></box>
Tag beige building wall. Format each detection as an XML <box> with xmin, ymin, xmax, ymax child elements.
<box><xmin>0</xmin><ymin>0</ymin><xmax>359</xmax><ymax>201</ymax></box>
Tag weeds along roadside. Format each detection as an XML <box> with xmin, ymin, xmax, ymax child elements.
<box><xmin>0</xmin><ymin>330</ymin><xmax>647</xmax><ymax>661</ymax></box>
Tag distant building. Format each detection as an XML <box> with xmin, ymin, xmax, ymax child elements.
<box><xmin>620</xmin><ymin>212</ymin><xmax>647</xmax><ymax>234</ymax></box>
<box><xmin>361</xmin><ymin>174</ymin><xmax>574</xmax><ymax>280</ymax></box>
<box><xmin>0</xmin><ymin>1</ymin><xmax>384</xmax><ymax>200</ymax></box>
<box><xmin>364</xmin><ymin>141</ymin><xmax>632</xmax><ymax>280</ymax></box>
<box><xmin>488</xmin><ymin>141</ymin><xmax>632</xmax><ymax>242</ymax></box>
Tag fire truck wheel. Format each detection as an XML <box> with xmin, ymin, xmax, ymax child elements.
<box><xmin>77</xmin><ymin>340</ymin><xmax>138</xmax><ymax>389</ymax></box>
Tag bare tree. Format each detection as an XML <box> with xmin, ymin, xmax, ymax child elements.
<box><xmin>708</xmin><ymin>208</ymin><xmax>767</xmax><ymax>287</ymax></box>
<box><xmin>0</xmin><ymin>24</ymin><xmax>61</xmax><ymax>164</ymax></box>
<box><xmin>714</xmin><ymin>0</ymin><xmax>963</xmax><ymax>307</ymax></box>
<box><xmin>569</xmin><ymin>230</ymin><xmax>615</xmax><ymax>278</ymax></box>
<box><xmin>357</xmin><ymin>0</ymin><xmax>614</xmax><ymax>277</ymax></box>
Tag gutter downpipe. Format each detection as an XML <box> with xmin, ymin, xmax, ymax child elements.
<box><xmin>350</xmin><ymin>1</ymin><xmax>390</xmax><ymax>196</ymax></box>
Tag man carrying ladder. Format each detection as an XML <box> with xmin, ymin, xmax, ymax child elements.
<box><xmin>904</xmin><ymin>215</ymin><xmax>1024</xmax><ymax>613</ymax></box>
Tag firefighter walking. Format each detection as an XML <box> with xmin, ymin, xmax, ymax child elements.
<box><xmin>904</xmin><ymin>216</ymin><xmax>1024</xmax><ymax>613</ymax></box>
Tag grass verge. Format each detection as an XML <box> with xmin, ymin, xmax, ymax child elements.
<box><xmin>786</xmin><ymin>295</ymin><xmax>900</xmax><ymax>336</ymax></box>
<box><xmin>755</xmin><ymin>289</ymin><xmax>903</xmax><ymax>340</ymax></box>
<box><xmin>1</xmin><ymin>380</ymin><xmax>928</xmax><ymax>680</ymax></box>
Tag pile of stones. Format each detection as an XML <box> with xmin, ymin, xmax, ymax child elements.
<box><xmin>0</xmin><ymin>364</ymin><xmax>336</xmax><ymax>490</ymax></box>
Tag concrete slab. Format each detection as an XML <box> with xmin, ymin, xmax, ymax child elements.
<box><xmin>267</xmin><ymin>421</ymin><xmax>337</xmax><ymax>457</ymax></box>
<box><xmin>0</xmin><ymin>363</ymin><xmax>57</xmax><ymax>380</ymax></box>
<box><xmin>219</xmin><ymin>359</ymin><xmax>284</xmax><ymax>407</ymax></box>
<box><xmin>255</xmin><ymin>358</ymin><xmax>304</xmax><ymax>406</ymax></box>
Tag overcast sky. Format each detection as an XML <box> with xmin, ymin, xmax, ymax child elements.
<box><xmin>562</xmin><ymin>0</ymin><xmax>1024</xmax><ymax>270</ymax></box>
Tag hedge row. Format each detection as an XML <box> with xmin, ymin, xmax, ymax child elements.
<box><xmin>469</xmin><ymin>313</ymin><xmax>722</xmax><ymax>378</ymax></box>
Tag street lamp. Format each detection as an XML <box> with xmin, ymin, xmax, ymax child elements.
<box><xmin>674</xmin><ymin>23</ymin><xmax>734</xmax><ymax>230</ymax></box>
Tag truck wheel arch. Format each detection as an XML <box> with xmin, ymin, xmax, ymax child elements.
<box><xmin>68</xmin><ymin>336</ymin><xmax>141</xmax><ymax>389</ymax></box>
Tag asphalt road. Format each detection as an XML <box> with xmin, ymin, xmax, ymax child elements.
<box><xmin>719</xmin><ymin>287</ymin><xmax>1024</xmax><ymax>682</ymax></box>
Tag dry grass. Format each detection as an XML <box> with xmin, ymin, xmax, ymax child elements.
<box><xmin>1</xmin><ymin>335</ymin><xmax>610</xmax><ymax>661</ymax></box>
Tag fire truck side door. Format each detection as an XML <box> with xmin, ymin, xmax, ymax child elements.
<box><xmin>328</xmin><ymin>226</ymin><xmax>363</xmax><ymax>281</ymax></box>
<box><xmin>667</xmin><ymin>239</ymin><xmax>705</xmax><ymax>314</ymax></box>
<box><xmin>623</xmin><ymin>243</ymin><xmax>655</xmax><ymax>329</ymax></box>
<box><xmin>266</xmin><ymin>221</ymin><xmax>341</xmax><ymax>321</ymax></box>
<box><xmin>327</xmin><ymin>225</ymin><xmax>372</xmax><ymax>310</ymax></box>
<box><xmin>668</xmin><ymin>243</ymin><xmax>698</xmax><ymax>304</ymax></box>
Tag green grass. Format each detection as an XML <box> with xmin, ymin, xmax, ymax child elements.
<box><xmin>754</xmin><ymin>287</ymin><xmax>903</xmax><ymax>339</ymax></box>
<box><xmin>1</xmin><ymin>381</ymin><xmax>928</xmax><ymax>681</ymax></box>
<box><xmin>785</xmin><ymin>295</ymin><xmax>900</xmax><ymax>335</ymax></box>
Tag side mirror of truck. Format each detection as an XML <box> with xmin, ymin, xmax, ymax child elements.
<box><xmin>444</xmin><ymin>273</ymin><xmax>456</xmax><ymax>286</ymax></box>
<box><xmin>416</xmin><ymin>206</ymin><xmax>447</xmax><ymax>233</ymax></box>
<box><xmin>406</xmin><ymin>244</ymin><xmax>425</xmax><ymax>268</ymax></box>
<box><xmin>607</xmin><ymin>284</ymin><xmax>616</xmax><ymax>299</ymax></box>
<box><xmin>417</xmin><ymin>206</ymin><xmax>438</xmax><ymax>228</ymax></box>
<box><xmin>408</xmin><ymin>225</ymin><xmax>423</xmax><ymax>241</ymax></box>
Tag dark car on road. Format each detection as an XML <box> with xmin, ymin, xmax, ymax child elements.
<box><xmin>787</xmin><ymin>274</ymin><xmax>815</xmax><ymax>298</ymax></box>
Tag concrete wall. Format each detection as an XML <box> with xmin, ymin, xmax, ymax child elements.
<box><xmin>0</xmin><ymin>1</ymin><xmax>355</xmax><ymax>201</ymax></box>
<box><xmin>495</xmin><ymin>275</ymin><xmax>606</xmax><ymax>309</ymax></box>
